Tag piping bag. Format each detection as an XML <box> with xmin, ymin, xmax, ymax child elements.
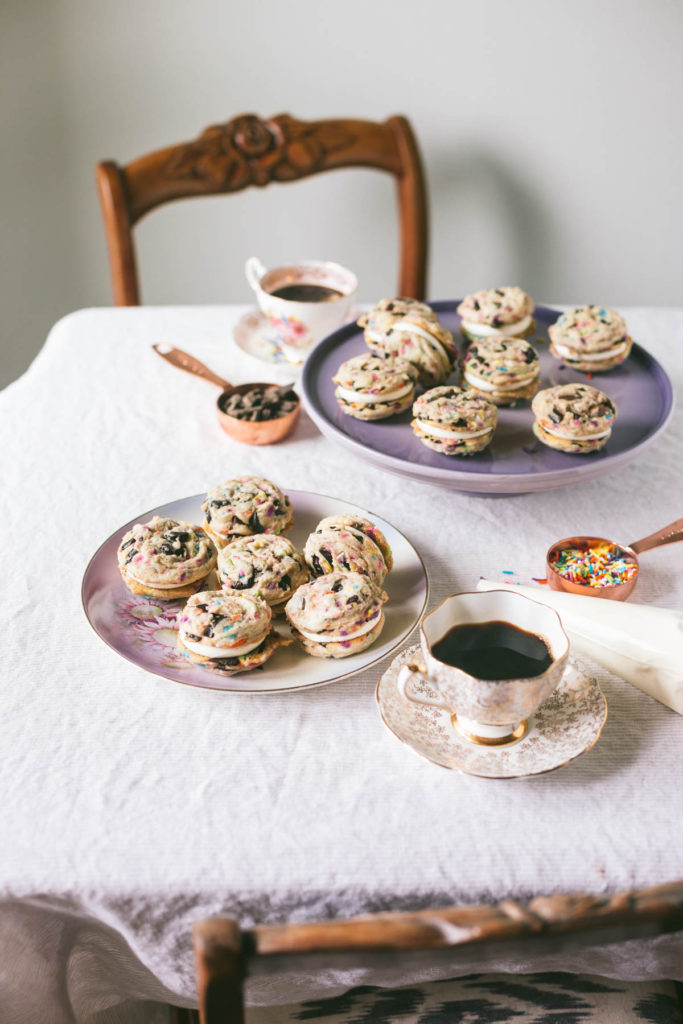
<box><xmin>476</xmin><ymin>580</ymin><xmax>683</xmax><ymax>715</ymax></box>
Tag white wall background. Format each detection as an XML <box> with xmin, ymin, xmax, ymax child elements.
<box><xmin>2</xmin><ymin>0</ymin><xmax>682</xmax><ymax>388</ymax></box>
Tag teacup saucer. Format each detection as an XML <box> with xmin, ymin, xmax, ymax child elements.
<box><xmin>376</xmin><ymin>645</ymin><xmax>607</xmax><ymax>778</ymax></box>
<box><xmin>233</xmin><ymin>309</ymin><xmax>289</xmax><ymax>364</ymax></box>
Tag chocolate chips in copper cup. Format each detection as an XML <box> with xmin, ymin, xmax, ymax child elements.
<box><xmin>218</xmin><ymin>385</ymin><xmax>298</xmax><ymax>422</ymax></box>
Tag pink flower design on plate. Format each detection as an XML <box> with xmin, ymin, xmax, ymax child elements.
<box><xmin>116</xmin><ymin>598</ymin><xmax>189</xmax><ymax>665</ymax></box>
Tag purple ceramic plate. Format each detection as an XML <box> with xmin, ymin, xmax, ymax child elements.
<box><xmin>301</xmin><ymin>302</ymin><xmax>674</xmax><ymax>494</ymax></box>
<box><xmin>81</xmin><ymin>490</ymin><xmax>428</xmax><ymax>694</ymax></box>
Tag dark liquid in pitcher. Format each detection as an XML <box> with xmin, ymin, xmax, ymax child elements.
<box><xmin>431</xmin><ymin>621</ymin><xmax>553</xmax><ymax>680</ymax></box>
<box><xmin>270</xmin><ymin>283</ymin><xmax>344</xmax><ymax>302</ymax></box>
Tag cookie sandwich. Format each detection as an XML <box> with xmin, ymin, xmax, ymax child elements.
<box><xmin>312</xmin><ymin>514</ymin><xmax>393</xmax><ymax>572</ymax></box>
<box><xmin>285</xmin><ymin>571</ymin><xmax>388</xmax><ymax>659</ymax></box>
<box><xmin>117</xmin><ymin>517</ymin><xmax>217</xmax><ymax>598</ymax></box>
<box><xmin>357</xmin><ymin>297</ymin><xmax>435</xmax><ymax>338</ymax></box>
<box><xmin>548</xmin><ymin>306</ymin><xmax>633</xmax><ymax>372</ymax></box>
<box><xmin>531</xmin><ymin>383</ymin><xmax>617</xmax><ymax>453</ymax></box>
<box><xmin>411</xmin><ymin>386</ymin><xmax>497</xmax><ymax>456</ymax></box>
<box><xmin>462</xmin><ymin>336</ymin><xmax>540</xmax><ymax>405</ymax></box>
<box><xmin>202</xmin><ymin>475</ymin><xmax>293</xmax><ymax>549</ymax></box>
<box><xmin>457</xmin><ymin>287</ymin><xmax>535</xmax><ymax>343</ymax></box>
<box><xmin>217</xmin><ymin>534</ymin><xmax>308</xmax><ymax>615</ymax></box>
<box><xmin>332</xmin><ymin>353</ymin><xmax>418</xmax><ymax>420</ymax></box>
<box><xmin>360</xmin><ymin>298</ymin><xmax>457</xmax><ymax>387</ymax></box>
<box><xmin>177</xmin><ymin>590</ymin><xmax>289</xmax><ymax>674</ymax></box>
<box><xmin>304</xmin><ymin>515</ymin><xmax>390</xmax><ymax>585</ymax></box>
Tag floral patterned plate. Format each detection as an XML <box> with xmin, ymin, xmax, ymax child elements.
<box><xmin>377</xmin><ymin>645</ymin><xmax>607</xmax><ymax>778</ymax></box>
<box><xmin>233</xmin><ymin>308</ymin><xmax>289</xmax><ymax>364</ymax></box>
<box><xmin>82</xmin><ymin>491</ymin><xmax>428</xmax><ymax>694</ymax></box>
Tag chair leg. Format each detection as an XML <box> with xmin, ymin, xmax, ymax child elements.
<box><xmin>170</xmin><ymin>1008</ymin><xmax>199</xmax><ymax>1024</ymax></box>
<box><xmin>193</xmin><ymin>919</ymin><xmax>245</xmax><ymax>1024</ymax></box>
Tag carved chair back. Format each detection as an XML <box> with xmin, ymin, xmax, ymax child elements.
<box><xmin>193</xmin><ymin>880</ymin><xmax>683</xmax><ymax>1024</ymax></box>
<box><xmin>96</xmin><ymin>114</ymin><xmax>428</xmax><ymax>305</ymax></box>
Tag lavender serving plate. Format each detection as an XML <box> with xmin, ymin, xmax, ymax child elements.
<box><xmin>301</xmin><ymin>302</ymin><xmax>674</xmax><ymax>494</ymax></box>
<box><xmin>82</xmin><ymin>490</ymin><xmax>428</xmax><ymax>694</ymax></box>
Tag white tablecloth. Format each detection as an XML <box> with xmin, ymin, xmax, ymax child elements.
<box><xmin>2</xmin><ymin>305</ymin><xmax>683</xmax><ymax>1023</ymax></box>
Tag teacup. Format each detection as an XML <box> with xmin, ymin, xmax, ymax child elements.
<box><xmin>245</xmin><ymin>257</ymin><xmax>358</xmax><ymax>364</ymax></box>
<box><xmin>397</xmin><ymin>590</ymin><xmax>569</xmax><ymax>746</ymax></box>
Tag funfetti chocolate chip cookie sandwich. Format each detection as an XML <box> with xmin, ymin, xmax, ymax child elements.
<box><xmin>202</xmin><ymin>475</ymin><xmax>293</xmax><ymax>549</ymax></box>
<box><xmin>304</xmin><ymin>515</ymin><xmax>390</xmax><ymax>585</ymax></box>
<box><xmin>357</xmin><ymin>297</ymin><xmax>435</xmax><ymax>337</ymax></box>
<box><xmin>548</xmin><ymin>306</ymin><xmax>633</xmax><ymax>372</ymax></box>
<box><xmin>457</xmin><ymin>287</ymin><xmax>535</xmax><ymax>343</ymax></box>
<box><xmin>359</xmin><ymin>298</ymin><xmax>457</xmax><ymax>387</ymax></box>
<box><xmin>411</xmin><ymin>385</ymin><xmax>497</xmax><ymax>456</ymax></box>
<box><xmin>285</xmin><ymin>571</ymin><xmax>388</xmax><ymax>659</ymax></box>
<box><xmin>462</xmin><ymin>336</ymin><xmax>541</xmax><ymax>406</ymax></box>
<box><xmin>216</xmin><ymin>534</ymin><xmax>308</xmax><ymax>615</ymax></box>
<box><xmin>531</xmin><ymin>383</ymin><xmax>617</xmax><ymax>453</ymax></box>
<box><xmin>177</xmin><ymin>590</ymin><xmax>290</xmax><ymax>674</ymax></box>
<box><xmin>313</xmin><ymin>514</ymin><xmax>393</xmax><ymax>571</ymax></box>
<box><xmin>117</xmin><ymin>517</ymin><xmax>217</xmax><ymax>598</ymax></box>
<box><xmin>332</xmin><ymin>353</ymin><xmax>418</xmax><ymax>420</ymax></box>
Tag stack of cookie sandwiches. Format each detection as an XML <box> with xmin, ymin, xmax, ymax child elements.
<box><xmin>285</xmin><ymin>514</ymin><xmax>393</xmax><ymax>658</ymax></box>
<box><xmin>357</xmin><ymin>298</ymin><xmax>458</xmax><ymax>387</ymax></box>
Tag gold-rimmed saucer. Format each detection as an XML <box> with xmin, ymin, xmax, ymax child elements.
<box><xmin>376</xmin><ymin>645</ymin><xmax>607</xmax><ymax>779</ymax></box>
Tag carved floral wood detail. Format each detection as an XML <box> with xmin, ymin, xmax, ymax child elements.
<box><xmin>164</xmin><ymin>114</ymin><xmax>355</xmax><ymax>190</ymax></box>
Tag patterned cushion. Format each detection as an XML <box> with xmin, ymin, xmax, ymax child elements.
<box><xmin>248</xmin><ymin>973</ymin><xmax>683</xmax><ymax>1023</ymax></box>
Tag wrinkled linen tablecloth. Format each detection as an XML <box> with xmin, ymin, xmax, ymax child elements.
<box><xmin>2</xmin><ymin>306</ymin><xmax>683</xmax><ymax>1024</ymax></box>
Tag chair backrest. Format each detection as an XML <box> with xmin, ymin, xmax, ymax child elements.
<box><xmin>192</xmin><ymin>880</ymin><xmax>683</xmax><ymax>1024</ymax></box>
<box><xmin>96</xmin><ymin>113</ymin><xmax>428</xmax><ymax>306</ymax></box>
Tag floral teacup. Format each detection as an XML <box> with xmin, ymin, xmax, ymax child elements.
<box><xmin>397</xmin><ymin>590</ymin><xmax>570</xmax><ymax>746</ymax></box>
<box><xmin>245</xmin><ymin>257</ymin><xmax>357</xmax><ymax>364</ymax></box>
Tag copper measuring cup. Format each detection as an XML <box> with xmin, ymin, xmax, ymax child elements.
<box><xmin>152</xmin><ymin>344</ymin><xmax>300</xmax><ymax>445</ymax></box>
<box><xmin>546</xmin><ymin>518</ymin><xmax>683</xmax><ymax>600</ymax></box>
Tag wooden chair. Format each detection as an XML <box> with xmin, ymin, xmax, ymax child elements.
<box><xmin>96</xmin><ymin>113</ymin><xmax>428</xmax><ymax>306</ymax></box>
<box><xmin>192</xmin><ymin>880</ymin><xmax>683</xmax><ymax>1024</ymax></box>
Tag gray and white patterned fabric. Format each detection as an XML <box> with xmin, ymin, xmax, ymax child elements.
<box><xmin>247</xmin><ymin>973</ymin><xmax>683</xmax><ymax>1024</ymax></box>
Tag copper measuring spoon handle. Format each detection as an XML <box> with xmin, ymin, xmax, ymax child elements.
<box><xmin>152</xmin><ymin>344</ymin><xmax>232</xmax><ymax>391</ymax></box>
<box><xmin>630</xmin><ymin>518</ymin><xmax>683</xmax><ymax>555</ymax></box>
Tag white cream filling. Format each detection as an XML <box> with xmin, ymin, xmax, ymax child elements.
<box><xmin>336</xmin><ymin>382</ymin><xmax>413</xmax><ymax>405</ymax></box>
<box><xmin>296</xmin><ymin>610</ymin><xmax>381</xmax><ymax>644</ymax></box>
<box><xmin>127</xmin><ymin>570</ymin><xmax>203</xmax><ymax>589</ymax></box>
<box><xmin>540</xmin><ymin>424</ymin><xmax>611</xmax><ymax>441</ymax></box>
<box><xmin>462</xmin><ymin>314</ymin><xmax>532</xmax><ymax>338</ymax></box>
<box><xmin>394</xmin><ymin>320</ymin><xmax>451</xmax><ymax>366</ymax></box>
<box><xmin>416</xmin><ymin>420</ymin><xmax>492</xmax><ymax>441</ymax></box>
<box><xmin>367</xmin><ymin>323</ymin><xmax>451</xmax><ymax>371</ymax></box>
<box><xmin>179</xmin><ymin>629</ymin><xmax>267</xmax><ymax>659</ymax></box>
<box><xmin>552</xmin><ymin>340</ymin><xmax>628</xmax><ymax>362</ymax></box>
<box><xmin>464</xmin><ymin>368</ymin><xmax>538</xmax><ymax>392</ymax></box>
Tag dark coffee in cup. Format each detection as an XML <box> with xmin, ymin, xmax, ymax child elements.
<box><xmin>269</xmin><ymin>283</ymin><xmax>344</xmax><ymax>303</ymax></box>
<box><xmin>431</xmin><ymin>621</ymin><xmax>553</xmax><ymax>680</ymax></box>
